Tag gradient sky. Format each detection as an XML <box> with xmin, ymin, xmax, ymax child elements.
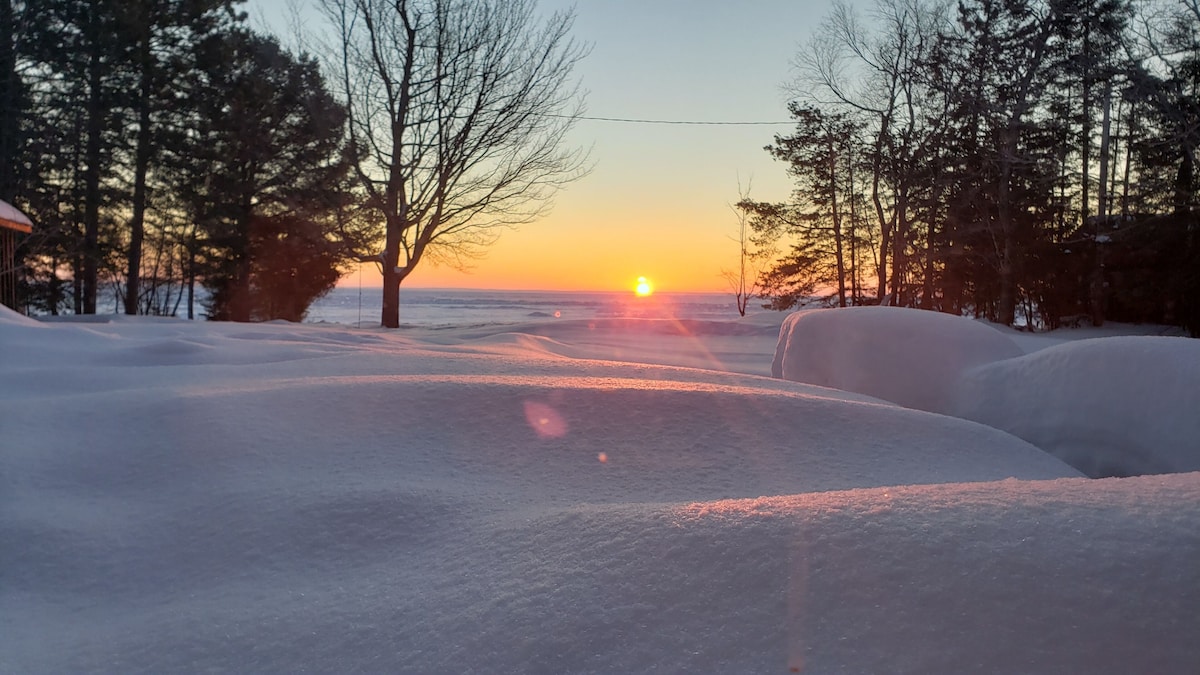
<box><xmin>246</xmin><ymin>0</ymin><xmax>862</xmax><ymax>292</ymax></box>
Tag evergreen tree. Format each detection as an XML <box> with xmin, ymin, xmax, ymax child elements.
<box><xmin>112</xmin><ymin>0</ymin><xmax>243</xmax><ymax>315</ymax></box>
<box><xmin>0</xmin><ymin>0</ymin><xmax>26</xmax><ymax>203</ymax></box>
<box><xmin>19</xmin><ymin>0</ymin><xmax>135</xmax><ymax>313</ymax></box>
<box><xmin>175</xmin><ymin>29</ymin><xmax>362</xmax><ymax>322</ymax></box>
<box><xmin>934</xmin><ymin>0</ymin><xmax>1065</xmax><ymax>324</ymax></box>
<box><xmin>743</xmin><ymin>103</ymin><xmax>864</xmax><ymax>309</ymax></box>
<box><xmin>759</xmin><ymin>0</ymin><xmax>1197</xmax><ymax>334</ymax></box>
<box><xmin>1118</xmin><ymin>0</ymin><xmax>1200</xmax><ymax>334</ymax></box>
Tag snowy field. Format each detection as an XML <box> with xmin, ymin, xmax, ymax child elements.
<box><xmin>2</xmin><ymin>303</ymin><xmax>1198</xmax><ymax>673</ymax></box>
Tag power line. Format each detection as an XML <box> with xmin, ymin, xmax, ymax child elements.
<box><xmin>549</xmin><ymin>113</ymin><xmax>793</xmax><ymax>126</ymax></box>
<box><xmin>580</xmin><ymin>115</ymin><xmax>792</xmax><ymax>125</ymax></box>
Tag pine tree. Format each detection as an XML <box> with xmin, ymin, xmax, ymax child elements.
<box><xmin>744</xmin><ymin>103</ymin><xmax>864</xmax><ymax>309</ymax></box>
<box><xmin>175</xmin><ymin>28</ymin><xmax>361</xmax><ymax>322</ymax></box>
<box><xmin>113</xmin><ymin>0</ymin><xmax>243</xmax><ymax>315</ymax></box>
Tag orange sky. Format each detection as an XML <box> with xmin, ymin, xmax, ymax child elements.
<box><xmin>342</xmin><ymin>173</ymin><xmax>775</xmax><ymax>293</ymax></box>
<box><xmin>340</xmin><ymin>118</ymin><xmax>795</xmax><ymax>293</ymax></box>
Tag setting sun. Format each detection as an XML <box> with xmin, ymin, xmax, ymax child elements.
<box><xmin>635</xmin><ymin>276</ymin><xmax>653</xmax><ymax>297</ymax></box>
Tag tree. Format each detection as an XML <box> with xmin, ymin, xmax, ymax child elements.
<box><xmin>321</xmin><ymin>0</ymin><xmax>588</xmax><ymax>328</ymax></box>
<box><xmin>11</xmin><ymin>1</ymin><xmax>377</xmax><ymax>321</ymax></box>
<box><xmin>797</xmin><ymin>0</ymin><xmax>950</xmax><ymax>307</ymax></box>
<box><xmin>1118</xmin><ymin>0</ymin><xmax>1200</xmax><ymax>334</ymax></box>
<box><xmin>758</xmin><ymin>0</ymin><xmax>1198</xmax><ymax>334</ymax></box>
<box><xmin>177</xmin><ymin>28</ymin><xmax>363</xmax><ymax>322</ymax></box>
<box><xmin>23</xmin><ymin>0</ymin><xmax>128</xmax><ymax>313</ymax></box>
<box><xmin>0</xmin><ymin>0</ymin><xmax>27</xmax><ymax>203</ymax></box>
<box><xmin>113</xmin><ymin>0</ymin><xmax>243</xmax><ymax>316</ymax></box>
<box><xmin>936</xmin><ymin>0</ymin><xmax>1066</xmax><ymax>325</ymax></box>
<box><xmin>1046</xmin><ymin>0</ymin><xmax>1130</xmax><ymax>326</ymax></box>
<box><xmin>722</xmin><ymin>181</ymin><xmax>770</xmax><ymax>316</ymax></box>
<box><xmin>238</xmin><ymin>213</ymin><xmax>349</xmax><ymax>322</ymax></box>
<box><xmin>743</xmin><ymin>104</ymin><xmax>865</xmax><ymax>310</ymax></box>
<box><xmin>739</xmin><ymin>200</ymin><xmax>830</xmax><ymax>311</ymax></box>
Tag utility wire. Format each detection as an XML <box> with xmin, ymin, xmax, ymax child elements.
<box><xmin>548</xmin><ymin>113</ymin><xmax>793</xmax><ymax>126</ymax></box>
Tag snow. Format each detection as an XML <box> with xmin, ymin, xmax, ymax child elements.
<box><xmin>772</xmin><ymin>306</ymin><xmax>1200</xmax><ymax>479</ymax></box>
<box><xmin>0</xmin><ymin>198</ymin><xmax>33</xmax><ymax>231</ymax></box>
<box><xmin>772</xmin><ymin>306</ymin><xmax>1024</xmax><ymax>413</ymax></box>
<box><xmin>3</xmin><ymin>302</ymin><xmax>1199</xmax><ymax>673</ymax></box>
<box><xmin>952</xmin><ymin>336</ymin><xmax>1200</xmax><ymax>477</ymax></box>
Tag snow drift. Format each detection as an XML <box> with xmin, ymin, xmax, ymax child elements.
<box><xmin>772</xmin><ymin>306</ymin><xmax>1023</xmax><ymax>413</ymax></box>
<box><xmin>3</xmin><ymin>306</ymin><xmax>1198</xmax><ymax>673</ymax></box>
<box><xmin>952</xmin><ymin>335</ymin><xmax>1200</xmax><ymax>477</ymax></box>
<box><xmin>770</xmin><ymin>305</ymin><xmax>1199</xmax><ymax>479</ymax></box>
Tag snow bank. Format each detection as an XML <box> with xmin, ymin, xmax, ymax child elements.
<box><xmin>771</xmin><ymin>307</ymin><xmax>1199</xmax><ymax>478</ymax></box>
<box><xmin>0</xmin><ymin>303</ymin><xmax>42</xmax><ymax>327</ymax></box>
<box><xmin>447</xmin><ymin>316</ymin><xmax>785</xmax><ymax>376</ymax></box>
<box><xmin>4</xmin><ymin>312</ymin><xmax>1197</xmax><ymax>673</ymax></box>
<box><xmin>952</xmin><ymin>336</ymin><xmax>1200</xmax><ymax>477</ymax></box>
<box><xmin>772</xmin><ymin>306</ymin><xmax>1023</xmax><ymax>413</ymax></box>
<box><xmin>4</xmin><ymin>454</ymin><xmax>1196</xmax><ymax>673</ymax></box>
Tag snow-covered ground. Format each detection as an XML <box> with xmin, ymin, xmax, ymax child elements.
<box><xmin>3</xmin><ymin>304</ymin><xmax>1198</xmax><ymax>673</ymax></box>
<box><xmin>773</xmin><ymin>306</ymin><xmax>1200</xmax><ymax>478</ymax></box>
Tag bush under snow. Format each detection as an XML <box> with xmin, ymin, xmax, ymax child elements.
<box><xmin>772</xmin><ymin>305</ymin><xmax>1200</xmax><ymax>478</ymax></box>
<box><xmin>951</xmin><ymin>336</ymin><xmax>1200</xmax><ymax>477</ymax></box>
<box><xmin>771</xmin><ymin>306</ymin><xmax>1023</xmax><ymax>413</ymax></box>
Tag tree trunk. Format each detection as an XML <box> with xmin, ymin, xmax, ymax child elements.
<box><xmin>0</xmin><ymin>0</ymin><xmax>18</xmax><ymax>201</ymax></box>
<box><xmin>125</xmin><ymin>37</ymin><xmax>153</xmax><ymax>316</ymax></box>
<box><xmin>847</xmin><ymin>144</ymin><xmax>859</xmax><ymax>304</ymax></box>
<box><xmin>73</xmin><ymin>254</ymin><xmax>83</xmax><ymax>313</ymax></box>
<box><xmin>379</xmin><ymin>93</ymin><xmax>409</xmax><ymax>328</ymax></box>
<box><xmin>921</xmin><ymin>181</ymin><xmax>943</xmax><ymax>311</ymax></box>
<box><xmin>378</xmin><ymin>2</ymin><xmax>417</xmax><ymax>330</ymax></box>
<box><xmin>83</xmin><ymin>7</ymin><xmax>104</xmax><ymax>315</ymax></box>
<box><xmin>381</xmin><ymin>211</ymin><xmax>402</xmax><ymax>328</ymax></box>
<box><xmin>890</xmin><ymin>190</ymin><xmax>908</xmax><ymax>306</ymax></box>
<box><xmin>1120</xmin><ymin>113</ymin><xmax>1135</xmax><ymax>217</ymax></box>
<box><xmin>996</xmin><ymin>128</ymin><xmax>1018</xmax><ymax>326</ymax></box>
<box><xmin>1090</xmin><ymin>86</ymin><xmax>1111</xmax><ymax>327</ymax></box>
<box><xmin>1080</xmin><ymin>22</ymin><xmax>1092</xmax><ymax>228</ymax></box>
<box><xmin>185</xmin><ymin>220</ymin><xmax>197</xmax><ymax>319</ymax></box>
<box><xmin>871</xmin><ymin>116</ymin><xmax>891</xmax><ymax>304</ymax></box>
<box><xmin>829</xmin><ymin>138</ymin><xmax>846</xmax><ymax>307</ymax></box>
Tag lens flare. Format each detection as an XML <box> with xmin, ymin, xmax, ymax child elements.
<box><xmin>523</xmin><ymin>400</ymin><xmax>568</xmax><ymax>438</ymax></box>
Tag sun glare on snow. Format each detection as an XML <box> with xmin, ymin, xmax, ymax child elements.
<box><xmin>635</xmin><ymin>276</ymin><xmax>653</xmax><ymax>297</ymax></box>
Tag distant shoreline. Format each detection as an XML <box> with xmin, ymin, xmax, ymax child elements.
<box><xmin>340</xmin><ymin>285</ymin><xmax>733</xmax><ymax>295</ymax></box>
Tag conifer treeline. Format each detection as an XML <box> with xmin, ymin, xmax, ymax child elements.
<box><xmin>744</xmin><ymin>0</ymin><xmax>1200</xmax><ymax>335</ymax></box>
<box><xmin>1</xmin><ymin>0</ymin><xmax>369</xmax><ymax>320</ymax></box>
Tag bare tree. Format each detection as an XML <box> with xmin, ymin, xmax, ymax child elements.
<box><xmin>722</xmin><ymin>180</ymin><xmax>770</xmax><ymax>316</ymax></box>
<box><xmin>795</xmin><ymin>0</ymin><xmax>950</xmax><ymax>306</ymax></box>
<box><xmin>320</xmin><ymin>0</ymin><xmax>588</xmax><ymax>327</ymax></box>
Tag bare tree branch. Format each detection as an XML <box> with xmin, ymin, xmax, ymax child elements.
<box><xmin>319</xmin><ymin>0</ymin><xmax>588</xmax><ymax>326</ymax></box>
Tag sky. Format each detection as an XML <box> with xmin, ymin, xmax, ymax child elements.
<box><xmin>244</xmin><ymin>0</ymin><xmax>863</xmax><ymax>292</ymax></box>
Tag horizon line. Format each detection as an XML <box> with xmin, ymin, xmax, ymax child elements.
<box><xmin>337</xmin><ymin>285</ymin><xmax>731</xmax><ymax>295</ymax></box>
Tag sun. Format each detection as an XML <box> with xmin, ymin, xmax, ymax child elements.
<box><xmin>635</xmin><ymin>276</ymin><xmax>653</xmax><ymax>297</ymax></box>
